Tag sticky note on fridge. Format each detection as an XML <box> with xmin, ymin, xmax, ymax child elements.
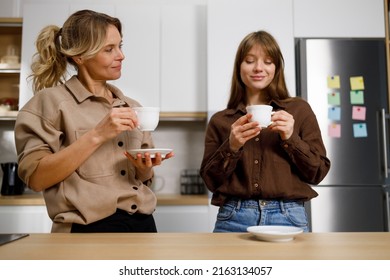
<box><xmin>327</xmin><ymin>75</ymin><xmax>340</xmax><ymax>89</ymax></box>
<box><xmin>350</xmin><ymin>76</ymin><xmax>365</xmax><ymax>90</ymax></box>
<box><xmin>328</xmin><ymin>107</ymin><xmax>341</xmax><ymax>121</ymax></box>
<box><xmin>328</xmin><ymin>92</ymin><xmax>341</xmax><ymax>105</ymax></box>
<box><xmin>352</xmin><ymin>106</ymin><xmax>366</xmax><ymax>120</ymax></box>
<box><xmin>350</xmin><ymin>90</ymin><xmax>364</xmax><ymax>104</ymax></box>
<box><xmin>353</xmin><ymin>123</ymin><xmax>367</xmax><ymax>138</ymax></box>
<box><xmin>328</xmin><ymin>123</ymin><xmax>341</xmax><ymax>138</ymax></box>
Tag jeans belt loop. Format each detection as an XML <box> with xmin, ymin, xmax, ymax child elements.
<box><xmin>236</xmin><ymin>199</ymin><xmax>242</xmax><ymax>211</ymax></box>
<box><xmin>280</xmin><ymin>200</ymin><xmax>286</xmax><ymax>213</ymax></box>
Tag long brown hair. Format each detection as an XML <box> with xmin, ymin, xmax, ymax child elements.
<box><xmin>29</xmin><ymin>9</ymin><xmax>122</xmax><ymax>93</ymax></box>
<box><xmin>227</xmin><ymin>30</ymin><xmax>290</xmax><ymax>109</ymax></box>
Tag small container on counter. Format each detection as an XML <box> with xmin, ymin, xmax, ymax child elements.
<box><xmin>1</xmin><ymin>162</ymin><xmax>25</xmax><ymax>195</ymax></box>
<box><xmin>180</xmin><ymin>169</ymin><xmax>206</xmax><ymax>195</ymax></box>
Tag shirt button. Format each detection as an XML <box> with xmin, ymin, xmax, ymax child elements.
<box><xmin>254</xmin><ymin>160</ymin><xmax>259</xmax><ymax>164</ymax></box>
<box><xmin>254</xmin><ymin>183</ymin><xmax>259</xmax><ymax>188</ymax></box>
<box><xmin>118</xmin><ymin>141</ymin><xmax>124</xmax><ymax>147</ymax></box>
<box><xmin>120</xmin><ymin>170</ymin><xmax>126</xmax><ymax>176</ymax></box>
<box><xmin>255</xmin><ymin>138</ymin><xmax>259</xmax><ymax>142</ymax></box>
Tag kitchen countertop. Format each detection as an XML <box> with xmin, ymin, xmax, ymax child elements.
<box><xmin>0</xmin><ymin>193</ymin><xmax>209</xmax><ymax>206</ymax></box>
<box><xmin>0</xmin><ymin>232</ymin><xmax>389</xmax><ymax>260</ymax></box>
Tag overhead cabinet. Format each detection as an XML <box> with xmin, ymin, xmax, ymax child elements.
<box><xmin>19</xmin><ymin>0</ymin><xmax>207</xmax><ymax>115</ymax></box>
<box><xmin>0</xmin><ymin>18</ymin><xmax>22</xmax><ymax>119</ymax></box>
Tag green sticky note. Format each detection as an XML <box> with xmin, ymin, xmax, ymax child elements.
<box><xmin>328</xmin><ymin>92</ymin><xmax>341</xmax><ymax>105</ymax></box>
<box><xmin>350</xmin><ymin>90</ymin><xmax>364</xmax><ymax>104</ymax></box>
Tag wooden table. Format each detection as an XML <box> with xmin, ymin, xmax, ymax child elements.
<box><xmin>0</xmin><ymin>232</ymin><xmax>389</xmax><ymax>260</ymax></box>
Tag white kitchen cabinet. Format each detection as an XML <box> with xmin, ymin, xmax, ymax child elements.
<box><xmin>19</xmin><ymin>0</ymin><xmax>207</xmax><ymax>113</ymax></box>
<box><xmin>0</xmin><ymin>205</ymin><xmax>52</xmax><ymax>233</ymax></box>
<box><xmin>154</xmin><ymin>205</ymin><xmax>211</xmax><ymax>232</ymax></box>
<box><xmin>160</xmin><ymin>4</ymin><xmax>207</xmax><ymax>112</ymax></box>
<box><xmin>0</xmin><ymin>0</ymin><xmax>20</xmax><ymax>18</ymax></box>
<box><xmin>114</xmin><ymin>4</ymin><xmax>161</xmax><ymax>108</ymax></box>
<box><xmin>19</xmin><ymin>0</ymin><xmax>71</xmax><ymax>109</ymax></box>
<box><xmin>293</xmin><ymin>0</ymin><xmax>385</xmax><ymax>38</ymax></box>
<box><xmin>0</xmin><ymin>205</ymin><xmax>210</xmax><ymax>233</ymax></box>
<box><xmin>207</xmin><ymin>0</ymin><xmax>296</xmax><ymax>113</ymax></box>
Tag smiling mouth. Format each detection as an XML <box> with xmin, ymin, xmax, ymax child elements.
<box><xmin>251</xmin><ymin>76</ymin><xmax>265</xmax><ymax>80</ymax></box>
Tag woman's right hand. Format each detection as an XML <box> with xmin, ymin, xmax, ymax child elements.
<box><xmin>93</xmin><ymin>107</ymin><xmax>138</xmax><ymax>143</ymax></box>
<box><xmin>229</xmin><ymin>114</ymin><xmax>261</xmax><ymax>152</ymax></box>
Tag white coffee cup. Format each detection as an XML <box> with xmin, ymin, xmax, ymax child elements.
<box><xmin>132</xmin><ymin>107</ymin><xmax>160</xmax><ymax>131</ymax></box>
<box><xmin>246</xmin><ymin>105</ymin><xmax>273</xmax><ymax>128</ymax></box>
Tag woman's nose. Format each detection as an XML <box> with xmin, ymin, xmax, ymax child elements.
<box><xmin>253</xmin><ymin>61</ymin><xmax>263</xmax><ymax>72</ymax></box>
<box><xmin>117</xmin><ymin>49</ymin><xmax>125</xmax><ymax>60</ymax></box>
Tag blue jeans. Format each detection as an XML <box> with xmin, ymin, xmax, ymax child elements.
<box><xmin>213</xmin><ymin>199</ymin><xmax>309</xmax><ymax>233</ymax></box>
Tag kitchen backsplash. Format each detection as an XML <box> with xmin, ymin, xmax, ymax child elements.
<box><xmin>0</xmin><ymin>120</ymin><xmax>207</xmax><ymax>194</ymax></box>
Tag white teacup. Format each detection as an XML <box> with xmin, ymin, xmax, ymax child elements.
<box><xmin>133</xmin><ymin>107</ymin><xmax>160</xmax><ymax>131</ymax></box>
<box><xmin>246</xmin><ymin>105</ymin><xmax>273</xmax><ymax>128</ymax></box>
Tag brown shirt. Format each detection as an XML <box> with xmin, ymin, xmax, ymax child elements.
<box><xmin>14</xmin><ymin>76</ymin><xmax>157</xmax><ymax>232</ymax></box>
<box><xmin>200</xmin><ymin>98</ymin><xmax>331</xmax><ymax>207</ymax></box>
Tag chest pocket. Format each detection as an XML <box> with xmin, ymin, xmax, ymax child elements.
<box><xmin>75</xmin><ymin>130</ymin><xmax>115</xmax><ymax>178</ymax></box>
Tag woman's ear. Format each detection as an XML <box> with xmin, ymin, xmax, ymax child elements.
<box><xmin>72</xmin><ymin>56</ymin><xmax>83</xmax><ymax>65</ymax></box>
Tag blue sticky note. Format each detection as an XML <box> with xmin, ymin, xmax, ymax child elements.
<box><xmin>328</xmin><ymin>107</ymin><xmax>341</xmax><ymax>121</ymax></box>
<box><xmin>353</xmin><ymin>123</ymin><xmax>367</xmax><ymax>138</ymax></box>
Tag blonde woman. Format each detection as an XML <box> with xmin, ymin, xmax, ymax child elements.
<box><xmin>15</xmin><ymin>10</ymin><xmax>173</xmax><ymax>233</ymax></box>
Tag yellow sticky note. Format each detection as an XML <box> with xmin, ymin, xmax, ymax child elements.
<box><xmin>327</xmin><ymin>75</ymin><xmax>340</xmax><ymax>89</ymax></box>
<box><xmin>350</xmin><ymin>76</ymin><xmax>364</xmax><ymax>90</ymax></box>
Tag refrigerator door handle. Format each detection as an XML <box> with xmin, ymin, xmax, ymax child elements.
<box><xmin>381</xmin><ymin>109</ymin><xmax>390</xmax><ymax>178</ymax></box>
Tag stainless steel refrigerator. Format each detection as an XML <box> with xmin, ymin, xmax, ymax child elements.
<box><xmin>296</xmin><ymin>38</ymin><xmax>390</xmax><ymax>232</ymax></box>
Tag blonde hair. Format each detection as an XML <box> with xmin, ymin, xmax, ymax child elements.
<box><xmin>29</xmin><ymin>9</ymin><xmax>122</xmax><ymax>93</ymax></box>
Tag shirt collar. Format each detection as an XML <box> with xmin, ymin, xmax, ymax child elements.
<box><xmin>64</xmin><ymin>75</ymin><xmax>128</xmax><ymax>107</ymax></box>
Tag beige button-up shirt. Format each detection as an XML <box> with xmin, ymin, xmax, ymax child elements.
<box><xmin>15</xmin><ymin>76</ymin><xmax>157</xmax><ymax>232</ymax></box>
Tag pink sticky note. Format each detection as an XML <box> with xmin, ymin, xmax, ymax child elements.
<box><xmin>328</xmin><ymin>124</ymin><xmax>341</xmax><ymax>138</ymax></box>
<box><xmin>352</xmin><ymin>106</ymin><xmax>366</xmax><ymax>121</ymax></box>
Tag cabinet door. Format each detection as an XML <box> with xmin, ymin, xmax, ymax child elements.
<box><xmin>114</xmin><ymin>4</ymin><xmax>160</xmax><ymax>107</ymax></box>
<box><xmin>0</xmin><ymin>206</ymin><xmax>52</xmax><ymax>233</ymax></box>
<box><xmin>154</xmin><ymin>205</ymin><xmax>211</xmax><ymax>232</ymax></box>
<box><xmin>160</xmin><ymin>4</ymin><xmax>207</xmax><ymax>112</ymax></box>
<box><xmin>0</xmin><ymin>0</ymin><xmax>18</xmax><ymax>17</ymax></box>
<box><xmin>19</xmin><ymin>1</ymin><xmax>70</xmax><ymax>109</ymax></box>
<box><xmin>294</xmin><ymin>0</ymin><xmax>385</xmax><ymax>38</ymax></box>
<box><xmin>207</xmin><ymin>0</ymin><xmax>295</xmax><ymax>113</ymax></box>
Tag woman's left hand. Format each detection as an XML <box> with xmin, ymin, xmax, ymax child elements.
<box><xmin>124</xmin><ymin>151</ymin><xmax>174</xmax><ymax>173</ymax></box>
<box><xmin>124</xmin><ymin>151</ymin><xmax>174</xmax><ymax>183</ymax></box>
<box><xmin>269</xmin><ymin>110</ymin><xmax>294</xmax><ymax>140</ymax></box>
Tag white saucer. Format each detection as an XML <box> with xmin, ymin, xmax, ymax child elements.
<box><xmin>247</xmin><ymin>225</ymin><xmax>303</xmax><ymax>242</ymax></box>
<box><xmin>128</xmin><ymin>148</ymin><xmax>172</xmax><ymax>159</ymax></box>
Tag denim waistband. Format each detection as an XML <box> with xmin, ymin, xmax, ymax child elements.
<box><xmin>225</xmin><ymin>198</ymin><xmax>304</xmax><ymax>210</ymax></box>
